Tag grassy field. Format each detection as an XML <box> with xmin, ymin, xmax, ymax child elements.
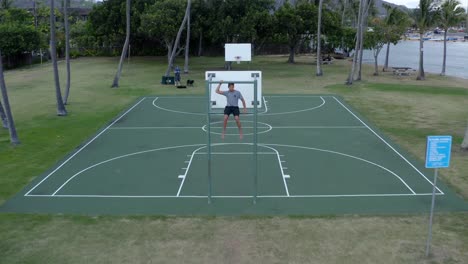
<box><xmin>0</xmin><ymin>55</ymin><xmax>467</xmax><ymax>263</ymax></box>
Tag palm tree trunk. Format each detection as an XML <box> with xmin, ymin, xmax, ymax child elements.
<box><xmin>346</xmin><ymin>0</ymin><xmax>364</xmax><ymax>85</ymax></box>
<box><xmin>50</xmin><ymin>0</ymin><xmax>67</xmax><ymax>116</ymax></box>
<box><xmin>416</xmin><ymin>34</ymin><xmax>425</xmax><ymax>80</ymax></box>
<box><xmin>357</xmin><ymin>0</ymin><xmax>370</xmax><ymax>81</ymax></box>
<box><xmin>165</xmin><ymin>2</ymin><xmax>190</xmax><ymax>77</ymax></box>
<box><xmin>63</xmin><ymin>0</ymin><xmax>71</xmax><ymax>104</ymax></box>
<box><xmin>33</xmin><ymin>0</ymin><xmax>38</xmax><ymax>28</ymax></box>
<box><xmin>0</xmin><ymin>99</ymin><xmax>7</xmax><ymax>128</ymax></box>
<box><xmin>184</xmin><ymin>0</ymin><xmax>191</xmax><ymax>74</ymax></box>
<box><xmin>341</xmin><ymin>0</ymin><xmax>347</xmax><ymax>25</ymax></box>
<box><xmin>288</xmin><ymin>45</ymin><xmax>295</xmax><ymax>63</ymax></box>
<box><xmin>316</xmin><ymin>0</ymin><xmax>323</xmax><ymax>76</ymax></box>
<box><xmin>0</xmin><ymin>50</ymin><xmax>20</xmax><ymax>144</ymax></box>
<box><xmin>383</xmin><ymin>42</ymin><xmax>390</xmax><ymax>71</ymax></box>
<box><xmin>340</xmin><ymin>0</ymin><xmax>347</xmax><ymax>52</ymax></box>
<box><xmin>462</xmin><ymin>120</ymin><xmax>468</xmax><ymax>150</ymax></box>
<box><xmin>373</xmin><ymin>49</ymin><xmax>379</xmax><ymax>75</ymax></box>
<box><xmin>111</xmin><ymin>0</ymin><xmax>130</xmax><ymax>88</ymax></box>
<box><xmin>441</xmin><ymin>30</ymin><xmax>447</xmax><ymax>76</ymax></box>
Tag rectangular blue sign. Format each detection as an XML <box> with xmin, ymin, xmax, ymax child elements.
<box><xmin>425</xmin><ymin>136</ymin><xmax>452</xmax><ymax>168</ymax></box>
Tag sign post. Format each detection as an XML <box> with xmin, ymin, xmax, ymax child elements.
<box><xmin>424</xmin><ymin>135</ymin><xmax>452</xmax><ymax>257</ymax></box>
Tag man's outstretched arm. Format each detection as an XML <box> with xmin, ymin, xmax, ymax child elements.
<box><xmin>215</xmin><ymin>80</ymin><xmax>224</xmax><ymax>95</ymax></box>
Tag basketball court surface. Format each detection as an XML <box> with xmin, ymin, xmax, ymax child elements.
<box><xmin>1</xmin><ymin>95</ymin><xmax>467</xmax><ymax>215</ymax></box>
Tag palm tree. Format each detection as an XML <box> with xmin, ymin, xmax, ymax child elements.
<box><xmin>382</xmin><ymin>6</ymin><xmax>410</xmax><ymax>72</ymax></box>
<box><xmin>184</xmin><ymin>0</ymin><xmax>191</xmax><ymax>74</ymax></box>
<box><xmin>414</xmin><ymin>0</ymin><xmax>439</xmax><ymax>80</ymax></box>
<box><xmin>316</xmin><ymin>0</ymin><xmax>323</xmax><ymax>76</ymax></box>
<box><xmin>383</xmin><ymin>5</ymin><xmax>397</xmax><ymax>71</ymax></box>
<box><xmin>439</xmin><ymin>0</ymin><xmax>465</xmax><ymax>76</ymax></box>
<box><xmin>462</xmin><ymin>121</ymin><xmax>468</xmax><ymax>150</ymax></box>
<box><xmin>111</xmin><ymin>0</ymin><xmax>130</xmax><ymax>88</ymax></box>
<box><xmin>356</xmin><ymin>0</ymin><xmax>372</xmax><ymax>81</ymax></box>
<box><xmin>50</xmin><ymin>0</ymin><xmax>67</xmax><ymax>115</ymax></box>
<box><xmin>63</xmin><ymin>0</ymin><xmax>71</xmax><ymax>104</ymax></box>
<box><xmin>0</xmin><ymin>50</ymin><xmax>20</xmax><ymax>144</ymax></box>
<box><xmin>165</xmin><ymin>0</ymin><xmax>190</xmax><ymax>77</ymax></box>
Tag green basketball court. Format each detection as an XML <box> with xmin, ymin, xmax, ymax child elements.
<box><xmin>1</xmin><ymin>95</ymin><xmax>467</xmax><ymax>215</ymax></box>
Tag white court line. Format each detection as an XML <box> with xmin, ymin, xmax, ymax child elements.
<box><xmin>109</xmin><ymin>127</ymin><xmax>202</xmax><ymax>129</ymax></box>
<box><xmin>196</xmin><ymin>152</ymin><xmax>276</xmax><ymax>155</ymax></box>
<box><xmin>262</xmin><ymin>96</ymin><xmax>269</xmax><ymax>113</ymax></box>
<box><xmin>108</xmin><ymin>126</ymin><xmax>366</xmax><ymax>130</ymax></box>
<box><xmin>261</xmin><ymin>145</ymin><xmax>290</xmax><ymax>196</ymax></box>
<box><xmin>177</xmin><ymin>143</ymin><xmax>289</xmax><ymax>197</ymax></box>
<box><xmin>266</xmin><ymin>95</ymin><xmax>336</xmax><ymax>98</ymax></box>
<box><xmin>153</xmin><ymin>97</ymin><xmax>205</xmax><ymax>116</ymax></box>
<box><xmin>265</xmin><ymin>143</ymin><xmax>417</xmax><ymax>194</ymax></box>
<box><xmin>176</xmin><ymin>146</ymin><xmax>205</xmax><ymax>196</ymax></box>
<box><xmin>25</xmin><ymin>193</ymin><xmax>443</xmax><ymax>198</ymax></box>
<box><xmin>145</xmin><ymin>96</ymin><xmax>203</xmax><ymax>98</ymax></box>
<box><xmin>332</xmin><ymin>97</ymin><xmax>444</xmax><ymax>194</ymax></box>
<box><xmin>152</xmin><ymin>96</ymin><xmax>269</xmax><ymax>116</ymax></box>
<box><xmin>272</xmin><ymin>126</ymin><xmax>366</xmax><ymax>129</ymax></box>
<box><xmin>46</xmin><ymin>144</ymin><xmax>205</xmax><ymax>196</ymax></box>
<box><xmin>260</xmin><ymin>96</ymin><xmax>325</xmax><ymax>116</ymax></box>
<box><xmin>24</xmin><ymin>97</ymin><xmax>147</xmax><ymax>196</ymax></box>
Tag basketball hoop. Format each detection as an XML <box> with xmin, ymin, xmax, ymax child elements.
<box><xmin>234</xmin><ymin>56</ymin><xmax>242</xmax><ymax>64</ymax></box>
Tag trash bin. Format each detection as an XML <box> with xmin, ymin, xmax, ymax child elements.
<box><xmin>161</xmin><ymin>76</ymin><xmax>175</xmax><ymax>85</ymax></box>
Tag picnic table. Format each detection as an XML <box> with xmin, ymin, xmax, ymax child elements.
<box><xmin>392</xmin><ymin>67</ymin><xmax>413</xmax><ymax>76</ymax></box>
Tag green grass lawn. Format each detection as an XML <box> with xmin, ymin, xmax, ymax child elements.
<box><xmin>0</xmin><ymin>55</ymin><xmax>467</xmax><ymax>263</ymax></box>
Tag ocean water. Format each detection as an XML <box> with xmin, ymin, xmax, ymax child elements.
<box><xmin>362</xmin><ymin>40</ymin><xmax>468</xmax><ymax>79</ymax></box>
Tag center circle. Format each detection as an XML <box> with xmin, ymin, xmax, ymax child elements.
<box><xmin>201</xmin><ymin>121</ymin><xmax>272</xmax><ymax>136</ymax></box>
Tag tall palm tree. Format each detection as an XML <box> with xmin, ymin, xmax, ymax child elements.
<box><xmin>414</xmin><ymin>0</ymin><xmax>438</xmax><ymax>80</ymax></box>
<box><xmin>383</xmin><ymin>4</ymin><xmax>397</xmax><ymax>71</ymax></box>
<box><xmin>184</xmin><ymin>0</ymin><xmax>191</xmax><ymax>74</ymax></box>
<box><xmin>439</xmin><ymin>0</ymin><xmax>465</xmax><ymax>76</ymax></box>
<box><xmin>356</xmin><ymin>0</ymin><xmax>371</xmax><ymax>81</ymax></box>
<box><xmin>63</xmin><ymin>0</ymin><xmax>71</xmax><ymax>104</ymax></box>
<box><xmin>383</xmin><ymin>5</ymin><xmax>410</xmax><ymax>72</ymax></box>
<box><xmin>0</xmin><ymin>50</ymin><xmax>20</xmax><ymax>144</ymax></box>
<box><xmin>165</xmin><ymin>0</ymin><xmax>190</xmax><ymax>77</ymax></box>
<box><xmin>346</xmin><ymin>0</ymin><xmax>364</xmax><ymax>85</ymax></box>
<box><xmin>316</xmin><ymin>0</ymin><xmax>323</xmax><ymax>76</ymax></box>
<box><xmin>111</xmin><ymin>0</ymin><xmax>130</xmax><ymax>88</ymax></box>
<box><xmin>50</xmin><ymin>0</ymin><xmax>67</xmax><ymax>115</ymax></box>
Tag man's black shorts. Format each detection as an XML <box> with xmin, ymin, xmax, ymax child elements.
<box><xmin>224</xmin><ymin>106</ymin><xmax>240</xmax><ymax>116</ymax></box>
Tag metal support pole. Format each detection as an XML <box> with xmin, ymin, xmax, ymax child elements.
<box><xmin>253</xmin><ymin>78</ymin><xmax>258</xmax><ymax>204</ymax></box>
<box><xmin>426</xmin><ymin>168</ymin><xmax>438</xmax><ymax>257</ymax></box>
<box><xmin>206</xmin><ymin>76</ymin><xmax>212</xmax><ymax>204</ymax></box>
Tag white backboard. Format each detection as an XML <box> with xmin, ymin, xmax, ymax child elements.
<box><xmin>205</xmin><ymin>71</ymin><xmax>262</xmax><ymax>109</ymax></box>
<box><xmin>225</xmin><ymin>43</ymin><xmax>252</xmax><ymax>62</ymax></box>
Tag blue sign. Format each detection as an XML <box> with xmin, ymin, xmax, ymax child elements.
<box><xmin>425</xmin><ymin>136</ymin><xmax>452</xmax><ymax>168</ymax></box>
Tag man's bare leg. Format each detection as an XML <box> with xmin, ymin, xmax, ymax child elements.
<box><xmin>222</xmin><ymin>115</ymin><xmax>229</xmax><ymax>139</ymax></box>
<box><xmin>235</xmin><ymin>116</ymin><xmax>243</xmax><ymax>139</ymax></box>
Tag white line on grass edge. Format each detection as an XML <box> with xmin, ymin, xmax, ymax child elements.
<box><xmin>332</xmin><ymin>96</ymin><xmax>444</xmax><ymax>194</ymax></box>
<box><xmin>24</xmin><ymin>97</ymin><xmax>147</xmax><ymax>196</ymax></box>
<box><xmin>25</xmin><ymin>193</ymin><xmax>443</xmax><ymax>198</ymax></box>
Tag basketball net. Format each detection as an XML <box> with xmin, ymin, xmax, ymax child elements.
<box><xmin>235</xmin><ymin>56</ymin><xmax>242</xmax><ymax>64</ymax></box>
